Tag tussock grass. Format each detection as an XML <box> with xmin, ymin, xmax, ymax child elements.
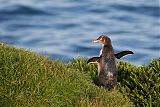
<box><xmin>0</xmin><ymin>44</ymin><xmax>132</xmax><ymax>107</ymax></box>
<box><xmin>68</xmin><ymin>57</ymin><xmax>160</xmax><ymax>107</ymax></box>
<box><xmin>118</xmin><ymin>60</ymin><xmax>160</xmax><ymax>106</ymax></box>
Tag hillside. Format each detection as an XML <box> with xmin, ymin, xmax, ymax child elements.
<box><xmin>0</xmin><ymin>43</ymin><xmax>159</xmax><ymax>106</ymax></box>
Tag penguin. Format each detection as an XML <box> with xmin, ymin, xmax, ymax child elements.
<box><xmin>87</xmin><ymin>35</ymin><xmax>133</xmax><ymax>90</ymax></box>
<box><xmin>87</xmin><ymin>35</ymin><xmax>134</xmax><ymax>63</ymax></box>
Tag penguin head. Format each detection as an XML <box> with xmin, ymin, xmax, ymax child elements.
<box><xmin>92</xmin><ymin>35</ymin><xmax>111</xmax><ymax>45</ymax></box>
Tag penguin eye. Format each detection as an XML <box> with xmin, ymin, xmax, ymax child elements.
<box><xmin>101</xmin><ymin>36</ymin><xmax>105</xmax><ymax>40</ymax></box>
<box><xmin>100</xmin><ymin>37</ymin><xmax>103</xmax><ymax>41</ymax></box>
<box><xmin>98</xmin><ymin>36</ymin><xmax>102</xmax><ymax>39</ymax></box>
<box><xmin>102</xmin><ymin>36</ymin><xmax>105</xmax><ymax>41</ymax></box>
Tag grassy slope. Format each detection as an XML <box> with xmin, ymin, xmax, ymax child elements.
<box><xmin>69</xmin><ymin>55</ymin><xmax>160</xmax><ymax>106</ymax></box>
<box><xmin>0</xmin><ymin>44</ymin><xmax>133</xmax><ymax>107</ymax></box>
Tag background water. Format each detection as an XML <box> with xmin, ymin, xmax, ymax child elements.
<box><xmin>0</xmin><ymin>0</ymin><xmax>159</xmax><ymax>65</ymax></box>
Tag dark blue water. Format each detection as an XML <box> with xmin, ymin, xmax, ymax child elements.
<box><xmin>0</xmin><ymin>0</ymin><xmax>159</xmax><ymax>65</ymax></box>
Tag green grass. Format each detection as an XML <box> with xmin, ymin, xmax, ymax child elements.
<box><xmin>118</xmin><ymin>60</ymin><xmax>160</xmax><ymax>106</ymax></box>
<box><xmin>0</xmin><ymin>43</ymin><xmax>159</xmax><ymax>107</ymax></box>
<box><xmin>0</xmin><ymin>43</ymin><xmax>132</xmax><ymax>107</ymax></box>
<box><xmin>68</xmin><ymin>58</ymin><xmax>160</xmax><ymax>107</ymax></box>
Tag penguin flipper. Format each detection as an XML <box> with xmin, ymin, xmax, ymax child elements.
<box><xmin>87</xmin><ymin>57</ymin><xmax>100</xmax><ymax>64</ymax></box>
<box><xmin>115</xmin><ymin>51</ymin><xmax>134</xmax><ymax>59</ymax></box>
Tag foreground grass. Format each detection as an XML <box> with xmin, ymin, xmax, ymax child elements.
<box><xmin>1</xmin><ymin>43</ymin><xmax>160</xmax><ymax>107</ymax></box>
<box><xmin>0</xmin><ymin>44</ymin><xmax>132</xmax><ymax>107</ymax></box>
<box><xmin>69</xmin><ymin>58</ymin><xmax>160</xmax><ymax>106</ymax></box>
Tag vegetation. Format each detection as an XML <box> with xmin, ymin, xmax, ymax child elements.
<box><xmin>118</xmin><ymin>60</ymin><xmax>160</xmax><ymax>106</ymax></box>
<box><xmin>0</xmin><ymin>43</ymin><xmax>159</xmax><ymax>106</ymax></box>
<box><xmin>0</xmin><ymin>43</ymin><xmax>132</xmax><ymax>107</ymax></box>
<box><xmin>69</xmin><ymin>58</ymin><xmax>160</xmax><ymax>107</ymax></box>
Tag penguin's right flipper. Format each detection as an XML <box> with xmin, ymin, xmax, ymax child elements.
<box><xmin>115</xmin><ymin>51</ymin><xmax>134</xmax><ymax>59</ymax></box>
<box><xmin>87</xmin><ymin>57</ymin><xmax>100</xmax><ymax>64</ymax></box>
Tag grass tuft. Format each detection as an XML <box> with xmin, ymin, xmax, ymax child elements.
<box><xmin>118</xmin><ymin>59</ymin><xmax>160</xmax><ymax>106</ymax></box>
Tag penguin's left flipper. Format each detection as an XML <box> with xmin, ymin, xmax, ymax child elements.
<box><xmin>115</xmin><ymin>51</ymin><xmax>134</xmax><ymax>59</ymax></box>
<box><xmin>87</xmin><ymin>57</ymin><xmax>100</xmax><ymax>64</ymax></box>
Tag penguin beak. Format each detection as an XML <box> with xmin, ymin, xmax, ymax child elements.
<box><xmin>92</xmin><ymin>40</ymin><xmax>99</xmax><ymax>43</ymax></box>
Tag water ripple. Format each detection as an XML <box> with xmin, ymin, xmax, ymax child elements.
<box><xmin>111</xmin><ymin>4</ymin><xmax>160</xmax><ymax>17</ymax></box>
<box><xmin>0</xmin><ymin>5</ymin><xmax>51</xmax><ymax>16</ymax></box>
<box><xmin>0</xmin><ymin>0</ymin><xmax>159</xmax><ymax>65</ymax></box>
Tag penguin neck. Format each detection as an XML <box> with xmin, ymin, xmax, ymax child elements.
<box><xmin>101</xmin><ymin>44</ymin><xmax>114</xmax><ymax>57</ymax></box>
<box><xmin>102</xmin><ymin>44</ymin><xmax>113</xmax><ymax>51</ymax></box>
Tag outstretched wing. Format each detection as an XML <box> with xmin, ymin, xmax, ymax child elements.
<box><xmin>87</xmin><ymin>57</ymin><xmax>101</xmax><ymax>64</ymax></box>
<box><xmin>115</xmin><ymin>51</ymin><xmax>134</xmax><ymax>59</ymax></box>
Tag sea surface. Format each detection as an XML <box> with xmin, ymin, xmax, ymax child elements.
<box><xmin>0</xmin><ymin>0</ymin><xmax>159</xmax><ymax>65</ymax></box>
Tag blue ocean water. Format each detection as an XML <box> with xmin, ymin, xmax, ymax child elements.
<box><xmin>0</xmin><ymin>0</ymin><xmax>159</xmax><ymax>65</ymax></box>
